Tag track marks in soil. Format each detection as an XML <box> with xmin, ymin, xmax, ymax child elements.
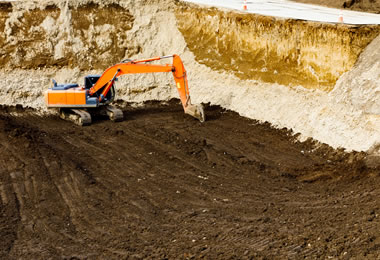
<box><xmin>0</xmin><ymin>103</ymin><xmax>379</xmax><ymax>258</ymax></box>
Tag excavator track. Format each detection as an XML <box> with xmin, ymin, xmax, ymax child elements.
<box><xmin>59</xmin><ymin>109</ymin><xmax>92</xmax><ymax>126</ymax></box>
<box><xmin>100</xmin><ymin>105</ymin><xmax>124</xmax><ymax>122</ymax></box>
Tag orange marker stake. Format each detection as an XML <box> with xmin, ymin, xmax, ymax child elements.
<box><xmin>338</xmin><ymin>12</ymin><xmax>344</xmax><ymax>23</ymax></box>
<box><xmin>243</xmin><ymin>0</ymin><xmax>247</xmax><ymax>10</ymax></box>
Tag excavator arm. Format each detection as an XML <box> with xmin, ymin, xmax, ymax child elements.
<box><xmin>89</xmin><ymin>54</ymin><xmax>204</xmax><ymax>122</ymax></box>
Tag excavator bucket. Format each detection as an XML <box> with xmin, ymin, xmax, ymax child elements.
<box><xmin>185</xmin><ymin>104</ymin><xmax>205</xmax><ymax>122</ymax></box>
<box><xmin>172</xmin><ymin>55</ymin><xmax>205</xmax><ymax>122</ymax></box>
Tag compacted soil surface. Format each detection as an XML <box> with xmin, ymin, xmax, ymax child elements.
<box><xmin>0</xmin><ymin>101</ymin><xmax>379</xmax><ymax>259</ymax></box>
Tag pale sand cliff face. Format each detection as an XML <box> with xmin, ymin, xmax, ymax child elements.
<box><xmin>176</xmin><ymin>4</ymin><xmax>380</xmax><ymax>91</ymax></box>
<box><xmin>0</xmin><ymin>0</ymin><xmax>379</xmax><ymax>153</ymax></box>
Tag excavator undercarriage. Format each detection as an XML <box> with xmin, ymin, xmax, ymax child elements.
<box><xmin>45</xmin><ymin>55</ymin><xmax>205</xmax><ymax>125</ymax></box>
<box><xmin>59</xmin><ymin>105</ymin><xmax>124</xmax><ymax>126</ymax></box>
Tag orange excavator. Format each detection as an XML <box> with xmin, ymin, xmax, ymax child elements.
<box><xmin>44</xmin><ymin>55</ymin><xmax>205</xmax><ymax>125</ymax></box>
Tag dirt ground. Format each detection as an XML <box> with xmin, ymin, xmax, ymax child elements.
<box><xmin>0</xmin><ymin>100</ymin><xmax>379</xmax><ymax>259</ymax></box>
<box><xmin>292</xmin><ymin>0</ymin><xmax>380</xmax><ymax>13</ymax></box>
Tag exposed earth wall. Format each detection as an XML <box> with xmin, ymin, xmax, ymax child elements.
<box><xmin>0</xmin><ymin>0</ymin><xmax>379</xmax><ymax>153</ymax></box>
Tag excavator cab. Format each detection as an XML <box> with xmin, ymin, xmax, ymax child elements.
<box><xmin>84</xmin><ymin>75</ymin><xmax>101</xmax><ymax>89</ymax></box>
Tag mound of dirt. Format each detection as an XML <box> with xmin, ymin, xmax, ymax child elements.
<box><xmin>0</xmin><ymin>102</ymin><xmax>379</xmax><ymax>259</ymax></box>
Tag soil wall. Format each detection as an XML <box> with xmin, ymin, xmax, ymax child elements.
<box><xmin>2</xmin><ymin>1</ymin><xmax>378</xmax><ymax>91</ymax></box>
<box><xmin>176</xmin><ymin>4</ymin><xmax>380</xmax><ymax>91</ymax></box>
<box><xmin>0</xmin><ymin>2</ymin><xmax>135</xmax><ymax>70</ymax></box>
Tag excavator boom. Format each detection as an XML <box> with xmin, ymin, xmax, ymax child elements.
<box><xmin>44</xmin><ymin>55</ymin><xmax>205</xmax><ymax>125</ymax></box>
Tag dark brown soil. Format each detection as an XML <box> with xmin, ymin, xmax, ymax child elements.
<box><xmin>292</xmin><ymin>0</ymin><xmax>380</xmax><ymax>14</ymax></box>
<box><xmin>0</xmin><ymin>100</ymin><xmax>379</xmax><ymax>259</ymax></box>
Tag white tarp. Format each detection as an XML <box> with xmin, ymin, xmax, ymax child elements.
<box><xmin>182</xmin><ymin>0</ymin><xmax>380</xmax><ymax>24</ymax></box>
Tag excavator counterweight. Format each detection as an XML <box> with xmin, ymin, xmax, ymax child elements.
<box><xmin>45</xmin><ymin>55</ymin><xmax>205</xmax><ymax>125</ymax></box>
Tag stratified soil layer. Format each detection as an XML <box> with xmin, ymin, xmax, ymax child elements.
<box><xmin>1</xmin><ymin>1</ymin><xmax>378</xmax><ymax>90</ymax></box>
<box><xmin>0</xmin><ymin>101</ymin><xmax>379</xmax><ymax>259</ymax></box>
<box><xmin>0</xmin><ymin>2</ymin><xmax>135</xmax><ymax>70</ymax></box>
<box><xmin>176</xmin><ymin>3</ymin><xmax>380</xmax><ymax>91</ymax></box>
